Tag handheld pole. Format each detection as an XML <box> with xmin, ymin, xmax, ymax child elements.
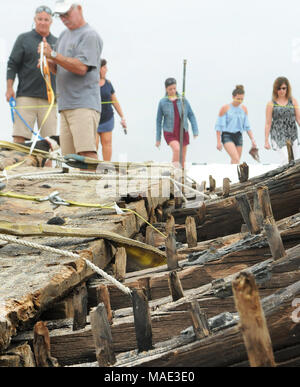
<box><xmin>179</xmin><ymin>59</ymin><xmax>187</xmax><ymax>168</ymax></box>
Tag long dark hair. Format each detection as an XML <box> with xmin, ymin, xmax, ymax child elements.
<box><xmin>272</xmin><ymin>77</ymin><xmax>292</xmax><ymax>100</ymax></box>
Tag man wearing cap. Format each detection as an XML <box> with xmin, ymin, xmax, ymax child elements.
<box><xmin>6</xmin><ymin>6</ymin><xmax>57</xmax><ymax>144</ymax></box>
<box><xmin>39</xmin><ymin>0</ymin><xmax>103</xmax><ymax>159</ymax></box>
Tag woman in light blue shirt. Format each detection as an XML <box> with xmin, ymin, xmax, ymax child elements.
<box><xmin>215</xmin><ymin>85</ymin><xmax>257</xmax><ymax>164</ymax></box>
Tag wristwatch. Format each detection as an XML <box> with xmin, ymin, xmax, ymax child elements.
<box><xmin>50</xmin><ymin>50</ymin><xmax>57</xmax><ymax>59</ymax></box>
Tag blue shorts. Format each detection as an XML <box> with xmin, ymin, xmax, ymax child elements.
<box><xmin>97</xmin><ymin>115</ymin><xmax>114</xmax><ymax>133</ymax></box>
<box><xmin>221</xmin><ymin>131</ymin><xmax>243</xmax><ymax>147</ymax></box>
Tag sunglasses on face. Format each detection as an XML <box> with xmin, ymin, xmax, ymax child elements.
<box><xmin>35</xmin><ymin>6</ymin><xmax>52</xmax><ymax>15</ymax></box>
<box><xmin>278</xmin><ymin>86</ymin><xmax>287</xmax><ymax>91</ymax></box>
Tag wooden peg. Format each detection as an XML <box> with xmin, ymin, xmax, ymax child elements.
<box><xmin>96</xmin><ymin>284</ymin><xmax>113</xmax><ymax>324</ymax></box>
<box><xmin>286</xmin><ymin>139</ymin><xmax>294</xmax><ymax>163</ymax></box>
<box><xmin>72</xmin><ymin>283</ymin><xmax>88</xmax><ymax>331</ymax></box>
<box><xmin>263</xmin><ymin>217</ymin><xmax>286</xmax><ymax>260</ymax></box>
<box><xmin>189</xmin><ymin>301</ymin><xmax>210</xmax><ymax>340</ymax></box>
<box><xmin>236</xmin><ymin>193</ymin><xmax>260</xmax><ymax>234</ymax></box>
<box><xmin>168</xmin><ymin>271</ymin><xmax>184</xmax><ymax>301</ymax></box>
<box><xmin>232</xmin><ymin>272</ymin><xmax>276</xmax><ymax>367</ymax></box>
<box><xmin>165</xmin><ymin>214</ymin><xmax>175</xmax><ymax>235</ymax></box>
<box><xmin>90</xmin><ymin>303</ymin><xmax>116</xmax><ymax>366</ymax></box>
<box><xmin>185</xmin><ymin>216</ymin><xmax>198</xmax><ymax>248</ymax></box>
<box><xmin>209</xmin><ymin>175</ymin><xmax>216</xmax><ymax>193</ymax></box>
<box><xmin>166</xmin><ymin>231</ymin><xmax>179</xmax><ymax>270</ymax></box>
<box><xmin>222</xmin><ymin>177</ymin><xmax>231</xmax><ymax>198</ymax></box>
<box><xmin>132</xmin><ymin>288</ymin><xmax>153</xmax><ymax>352</ymax></box>
<box><xmin>33</xmin><ymin>321</ymin><xmax>59</xmax><ymax>367</ymax></box>
<box><xmin>114</xmin><ymin>247</ymin><xmax>127</xmax><ymax>282</ymax></box>
<box><xmin>237</xmin><ymin>162</ymin><xmax>249</xmax><ymax>183</ymax></box>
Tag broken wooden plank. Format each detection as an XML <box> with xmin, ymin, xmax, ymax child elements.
<box><xmin>113</xmin><ymin>280</ymin><xmax>300</xmax><ymax>367</ymax></box>
<box><xmin>172</xmin><ymin>160</ymin><xmax>300</xmax><ymax>242</ymax></box>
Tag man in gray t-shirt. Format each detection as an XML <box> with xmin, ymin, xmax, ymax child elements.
<box><xmin>39</xmin><ymin>1</ymin><xmax>103</xmax><ymax>158</ymax></box>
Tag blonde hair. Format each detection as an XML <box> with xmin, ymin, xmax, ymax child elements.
<box><xmin>232</xmin><ymin>85</ymin><xmax>245</xmax><ymax>96</ymax></box>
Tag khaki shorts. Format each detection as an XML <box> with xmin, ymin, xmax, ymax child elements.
<box><xmin>13</xmin><ymin>97</ymin><xmax>57</xmax><ymax>139</ymax></box>
<box><xmin>60</xmin><ymin>108</ymin><xmax>100</xmax><ymax>155</ymax></box>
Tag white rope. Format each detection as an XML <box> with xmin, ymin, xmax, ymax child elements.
<box><xmin>0</xmin><ymin>234</ymin><xmax>132</xmax><ymax>296</ymax></box>
<box><xmin>19</xmin><ymin>173</ymin><xmax>104</xmax><ymax>181</ymax></box>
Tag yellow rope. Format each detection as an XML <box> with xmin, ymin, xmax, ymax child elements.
<box><xmin>10</xmin><ymin>101</ymin><xmax>117</xmax><ymax>110</ymax></box>
<box><xmin>0</xmin><ymin>191</ymin><xmax>167</xmax><ymax>239</ymax></box>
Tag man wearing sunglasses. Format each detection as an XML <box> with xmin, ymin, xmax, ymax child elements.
<box><xmin>38</xmin><ymin>0</ymin><xmax>103</xmax><ymax>160</ymax></box>
<box><xmin>6</xmin><ymin>6</ymin><xmax>57</xmax><ymax>144</ymax></box>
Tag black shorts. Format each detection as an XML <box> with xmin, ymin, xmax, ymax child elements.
<box><xmin>221</xmin><ymin>131</ymin><xmax>243</xmax><ymax>147</ymax></box>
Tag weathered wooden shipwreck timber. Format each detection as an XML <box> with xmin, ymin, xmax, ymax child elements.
<box><xmin>173</xmin><ymin>159</ymin><xmax>300</xmax><ymax>242</ymax></box>
<box><xmin>0</xmin><ymin>143</ymin><xmax>300</xmax><ymax>368</ymax></box>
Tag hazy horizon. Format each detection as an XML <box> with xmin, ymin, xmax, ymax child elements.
<box><xmin>1</xmin><ymin>0</ymin><xmax>300</xmax><ymax>165</ymax></box>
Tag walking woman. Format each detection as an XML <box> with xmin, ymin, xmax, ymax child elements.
<box><xmin>97</xmin><ymin>59</ymin><xmax>127</xmax><ymax>161</ymax></box>
<box><xmin>156</xmin><ymin>77</ymin><xmax>198</xmax><ymax>168</ymax></box>
<box><xmin>215</xmin><ymin>85</ymin><xmax>257</xmax><ymax>164</ymax></box>
<box><xmin>264</xmin><ymin>77</ymin><xmax>300</xmax><ymax>164</ymax></box>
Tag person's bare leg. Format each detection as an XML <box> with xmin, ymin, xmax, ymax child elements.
<box><xmin>78</xmin><ymin>151</ymin><xmax>98</xmax><ymax>160</ymax></box>
<box><xmin>169</xmin><ymin>140</ymin><xmax>181</xmax><ymax>168</ymax></box>
<box><xmin>13</xmin><ymin>136</ymin><xmax>27</xmax><ymax>144</ymax></box>
<box><xmin>223</xmin><ymin>142</ymin><xmax>241</xmax><ymax>164</ymax></box>
<box><xmin>182</xmin><ymin>145</ymin><xmax>188</xmax><ymax>169</ymax></box>
<box><xmin>236</xmin><ymin>146</ymin><xmax>243</xmax><ymax>162</ymax></box>
<box><xmin>100</xmin><ymin>132</ymin><xmax>112</xmax><ymax>161</ymax></box>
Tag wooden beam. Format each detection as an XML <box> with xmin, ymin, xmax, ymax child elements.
<box><xmin>185</xmin><ymin>216</ymin><xmax>197</xmax><ymax>248</ymax></box>
<box><xmin>132</xmin><ymin>288</ymin><xmax>153</xmax><ymax>352</ymax></box>
<box><xmin>90</xmin><ymin>303</ymin><xmax>116</xmax><ymax>366</ymax></box>
<box><xmin>168</xmin><ymin>271</ymin><xmax>184</xmax><ymax>301</ymax></box>
<box><xmin>72</xmin><ymin>283</ymin><xmax>88</xmax><ymax>331</ymax></box>
<box><xmin>232</xmin><ymin>272</ymin><xmax>276</xmax><ymax>367</ymax></box>
<box><xmin>33</xmin><ymin>322</ymin><xmax>59</xmax><ymax>367</ymax></box>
